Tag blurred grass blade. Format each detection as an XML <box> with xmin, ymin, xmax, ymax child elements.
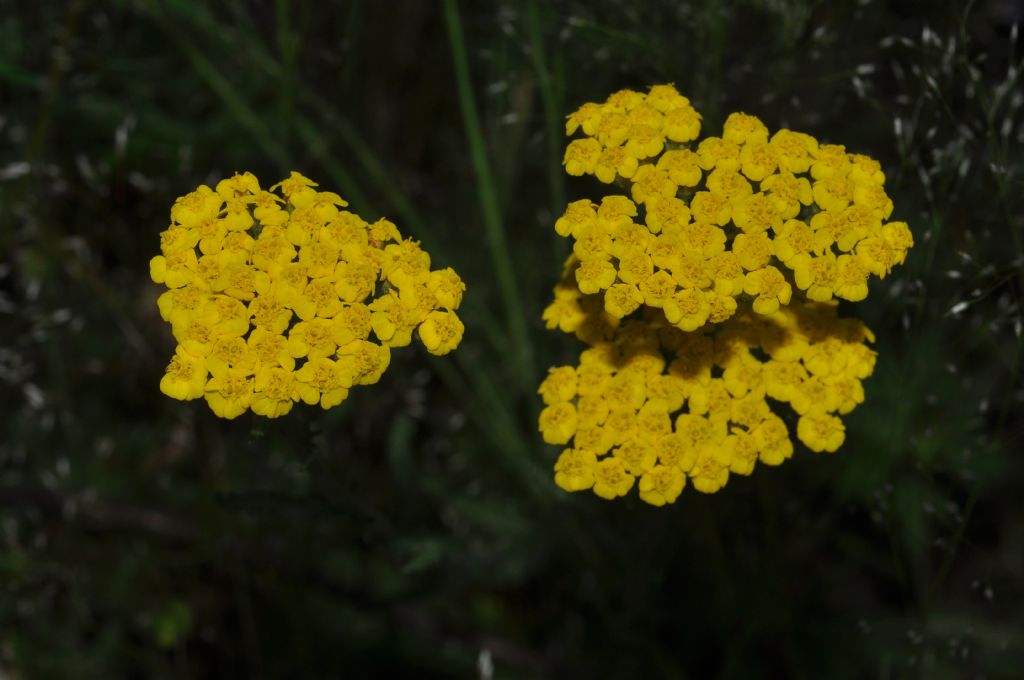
<box><xmin>294</xmin><ymin>119</ymin><xmax>374</xmax><ymax>215</ymax></box>
<box><xmin>429</xmin><ymin>356</ymin><xmax>555</xmax><ymax>502</ymax></box>
<box><xmin>525</xmin><ymin>0</ymin><xmax>566</xmax><ymax>213</ymax></box>
<box><xmin>164</xmin><ymin>27</ymin><xmax>290</xmax><ymax>167</ymax></box>
<box><xmin>443</xmin><ymin>0</ymin><xmax>536</xmax><ymax>392</ymax></box>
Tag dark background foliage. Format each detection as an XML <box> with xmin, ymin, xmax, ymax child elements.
<box><xmin>2</xmin><ymin>0</ymin><xmax>1023</xmax><ymax>677</ymax></box>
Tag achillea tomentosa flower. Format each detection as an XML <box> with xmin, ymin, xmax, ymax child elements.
<box><xmin>151</xmin><ymin>171</ymin><xmax>466</xmax><ymax>419</ymax></box>
<box><xmin>552</xmin><ymin>87</ymin><xmax>912</xmax><ymax>334</ymax></box>
<box><xmin>540</xmin><ymin>302</ymin><xmax>876</xmax><ymax>504</ymax></box>
<box><xmin>541</xmin><ymin>84</ymin><xmax>910</xmax><ymax>505</ymax></box>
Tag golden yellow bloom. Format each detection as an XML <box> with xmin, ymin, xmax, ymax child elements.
<box><xmin>770</xmin><ymin>129</ymin><xmax>819</xmax><ymax>174</ymax></box>
<box><xmin>616</xmin><ymin>249</ymin><xmax>654</xmax><ymax>285</ymax></box>
<box><xmin>638</xmin><ymin>464</ymin><xmax>686</xmax><ymax>506</ymax></box>
<box><xmin>160</xmin><ymin>346</ymin><xmax>208</xmax><ymax>401</ymax></box>
<box><xmin>761</xmin><ymin>171</ymin><xmax>813</xmax><ymax>218</ymax></box>
<box><xmin>739</xmin><ymin>142</ymin><xmax>779</xmax><ymax>181</ymax></box>
<box><xmin>848</xmin><ymin>153</ymin><xmax>885</xmax><ymax>185</ymax></box>
<box><xmin>204</xmin><ymin>368</ymin><xmax>254</xmax><ymax>419</ymax></box>
<box><xmin>216</xmin><ymin>171</ymin><xmax>261</xmax><ymax>199</ymax></box>
<box><xmin>554</xmin><ymin>448</ymin><xmax>598</xmax><ymax>492</ymax></box>
<box><xmin>367</xmin><ymin>292</ymin><xmax>417</xmax><ymax>347</ymax></box>
<box><xmin>773</xmin><ymin>219</ymin><xmax>829</xmax><ymax>266</ymax></box>
<box><xmin>331</xmin><ymin>340</ymin><xmax>386</xmax><ymax>386</ymax></box>
<box><xmin>150</xmin><ymin>249</ymin><xmax>198</xmax><ymax>289</ymax></box>
<box><xmin>706</xmin><ymin>168</ymin><xmax>753</xmax><ymax>203</ymax></box>
<box><xmin>624</xmin><ymin>124</ymin><xmax>666</xmax><ymax>160</ymax></box>
<box><xmin>294</xmin><ymin>357</ymin><xmax>350</xmax><ymax>409</ymax></box>
<box><xmin>706</xmin><ymin>291</ymin><xmax>738</xmax><ymax>323</ymax></box>
<box><xmin>614</xmin><ymin>436</ymin><xmax>658</xmax><ymax>476</ymax></box>
<box><xmin>564</xmin><ymin>138</ymin><xmax>603</xmax><ymax>176</ymax></box>
<box><xmin>592</xmin><ymin>457</ymin><xmax>636</xmax><ymax>499</ymax></box>
<box><xmin>833</xmin><ymin>254</ymin><xmax>870</xmax><ymax>301</ymax></box>
<box><xmin>638</xmin><ymin>270</ymin><xmax>677</xmax><ymax>307</ymax></box>
<box><xmin>725</xmin><ymin>431</ymin><xmax>757</xmax><ymax>475</ymax></box>
<box><xmin>248</xmin><ymin>367</ymin><xmax>295</xmax><ymax>417</ymax></box>
<box><xmin>663</xmin><ymin>288</ymin><xmax>710</xmax><ymax>331</ymax></box>
<box><xmin>853</xmin><ymin>183</ymin><xmax>894</xmax><ymax>219</ymax></box>
<box><xmin>538</xmin><ymin>301</ymin><xmax>878</xmax><ymax>501</ymax></box>
<box><xmin>697</xmin><ymin>137</ymin><xmax>741</xmax><ymax>172</ymax></box>
<box><xmin>797</xmin><ymin>412</ymin><xmax>846</xmax><ymax>452</ymax></box>
<box><xmin>611</xmin><ymin>221</ymin><xmax>652</xmax><ymax>258</ymax></box>
<box><xmin>689</xmin><ymin>191</ymin><xmax>731</xmax><ymax>226</ymax></box>
<box><xmin>595</xmin><ymin>111</ymin><xmax>631</xmax><ymax>147</ymax></box>
<box><xmin>690</xmin><ymin>448</ymin><xmax>730</xmax><ymax>493</ymax></box>
<box><xmin>792</xmin><ymin>252</ymin><xmax>838</xmax><ymax>302</ymax></box>
<box><xmin>572</xmin><ymin>224</ymin><xmax>615</xmax><ymax>262</ymax></box>
<box><xmin>656</xmin><ymin>149</ymin><xmax>703</xmax><ymax>187</ymax></box>
<box><xmin>596</xmin><ymin>408</ymin><xmax>632</xmax><ymax>445</ymax></box>
<box><xmin>743</xmin><ymin>266</ymin><xmax>793</xmax><ymax>315</ymax></box>
<box><xmin>154</xmin><ymin>172</ymin><xmax>464</xmax><ymax>417</ymax></box>
<box><xmin>810</xmin><ymin>144</ymin><xmax>850</xmax><ymax>180</ymax></box>
<box><xmin>733</xmin><ymin>232</ymin><xmax>774</xmax><ymax>271</ymax></box>
<box><xmin>538</xmin><ymin>366</ymin><xmax>577</xmax><ymax>405</ymax></box>
<box><xmin>171</xmin><ymin>185</ymin><xmax>222</xmax><ymax>229</ymax></box>
<box><xmin>417</xmin><ymin>310</ymin><xmax>465</xmax><ymax>356</ymax></box>
<box><xmin>644</xmin><ymin>196</ymin><xmax>691</xmax><ymax>233</ymax></box>
<box><xmin>707</xmin><ymin>252</ymin><xmax>745</xmax><ymax>296</ymax></box>
<box><xmin>247</xmin><ymin>284</ymin><xmax>292</xmax><ymax>331</ymax></box>
<box><xmin>670</xmin><ymin>254</ymin><xmax>712</xmax><ymax>290</ymax></box>
<box><xmin>207</xmin><ymin>336</ymin><xmax>255</xmax><ymax>377</ymax></box>
<box><xmin>882</xmin><ymin>221</ymin><xmax>913</xmax><ymax>255</ymax></box>
<box><xmin>288</xmin><ymin>318</ymin><xmax>337</xmax><ymax>359</ymax></box>
<box><xmin>539</xmin><ymin>402</ymin><xmax>578</xmax><ymax>445</ymax></box>
<box><xmin>603</xmin><ymin>283</ymin><xmax>644</xmax><ymax>319</ymax></box>
<box><xmin>646</xmin><ymin>84</ymin><xmax>689</xmax><ymax>112</ymax></box>
<box><xmin>663</xmin><ymin>105</ymin><xmax>702</xmax><ymax>142</ymax></box>
<box><xmin>753</xmin><ymin>415</ymin><xmax>793</xmax><ymax>465</ymax></box>
<box><xmin>575</xmin><ymin>258</ymin><xmax>618</xmax><ymax>294</ymax></box>
<box><xmin>247</xmin><ymin>327</ymin><xmax>295</xmax><ymax>372</ymax></box>
<box><xmin>565</xmin><ymin>102</ymin><xmax>603</xmax><ymax>136</ymax></box>
<box><xmin>630</xmin><ymin>165</ymin><xmax>676</xmax><ymax>204</ymax></box>
<box><xmin>594</xmin><ymin>145</ymin><xmax>640</xmax><ymax>183</ymax></box>
<box><xmin>723</xmin><ymin>112</ymin><xmax>769</xmax><ymax>146</ymax></box>
<box><xmin>540</xmin><ymin>85</ymin><xmax>911</xmax><ymax>503</ymax></box>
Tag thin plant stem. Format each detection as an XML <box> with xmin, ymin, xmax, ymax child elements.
<box><xmin>443</xmin><ymin>0</ymin><xmax>536</xmax><ymax>394</ymax></box>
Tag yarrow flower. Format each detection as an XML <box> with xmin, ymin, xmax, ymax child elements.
<box><xmin>540</xmin><ymin>84</ymin><xmax>912</xmax><ymax>505</ymax></box>
<box><xmin>540</xmin><ymin>300</ymin><xmax>876</xmax><ymax>503</ymax></box>
<box><xmin>553</xmin><ymin>86</ymin><xmax>912</xmax><ymax>335</ymax></box>
<box><xmin>152</xmin><ymin>171</ymin><xmax>466</xmax><ymax>418</ymax></box>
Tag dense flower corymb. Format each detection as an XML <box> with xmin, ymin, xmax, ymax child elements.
<box><xmin>539</xmin><ymin>303</ymin><xmax>876</xmax><ymax>501</ymax></box>
<box><xmin>552</xmin><ymin>86</ymin><xmax>912</xmax><ymax>335</ymax></box>
<box><xmin>152</xmin><ymin>171</ymin><xmax>466</xmax><ymax>418</ymax></box>
<box><xmin>540</xmin><ymin>84</ymin><xmax>912</xmax><ymax>505</ymax></box>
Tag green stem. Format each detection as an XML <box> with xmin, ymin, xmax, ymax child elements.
<box><xmin>525</xmin><ymin>0</ymin><xmax>566</xmax><ymax>212</ymax></box>
<box><xmin>275</xmin><ymin>0</ymin><xmax>296</xmax><ymax>154</ymax></box>
<box><xmin>163</xmin><ymin>18</ymin><xmax>290</xmax><ymax>167</ymax></box>
<box><xmin>442</xmin><ymin>0</ymin><xmax>536</xmax><ymax>393</ymax></box>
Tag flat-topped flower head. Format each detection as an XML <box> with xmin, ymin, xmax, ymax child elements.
<box><xmin>551</xmin><ymin>87</ymin><xmax>912</xmax><ymax>339</ymax></box>
<box><xmin>153</xmin><ymin>172</ymin><xmax>466</xmax><ymax>417</ymax></box>
<box><xmin>537</xmin><ymin>301</ymin><xmax>877</xmax><ymax>505</ymax></box>
<box><xmin>545</xmin><ymin>83</ymin><xmax>906</xmax><ymax>504</ymax></box>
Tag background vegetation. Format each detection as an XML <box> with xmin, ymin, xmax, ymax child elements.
<box><xmin>1</xmin><ymin>0</ymin><xmax>1022</xmax><ymax>677</ymax></box>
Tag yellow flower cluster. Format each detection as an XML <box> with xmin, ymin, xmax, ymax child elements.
<box><xmin>540</xmin><ymin>303</ymin><xmax>875</xmax><ymax>504</ymax></box>
<box><xmin>554</xmin><ymin>85</ymin><xmax>913</xmax><ymax>336</ymax></box>
<box><xmin>541</xmin><ymin>85</ymin><xmax>912</xmax><ymax>505</ymax></box>
<box><xmin>150</xmin><ymin>171</ymin><xmax>466</xmax><ymax>419</ymax></box>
